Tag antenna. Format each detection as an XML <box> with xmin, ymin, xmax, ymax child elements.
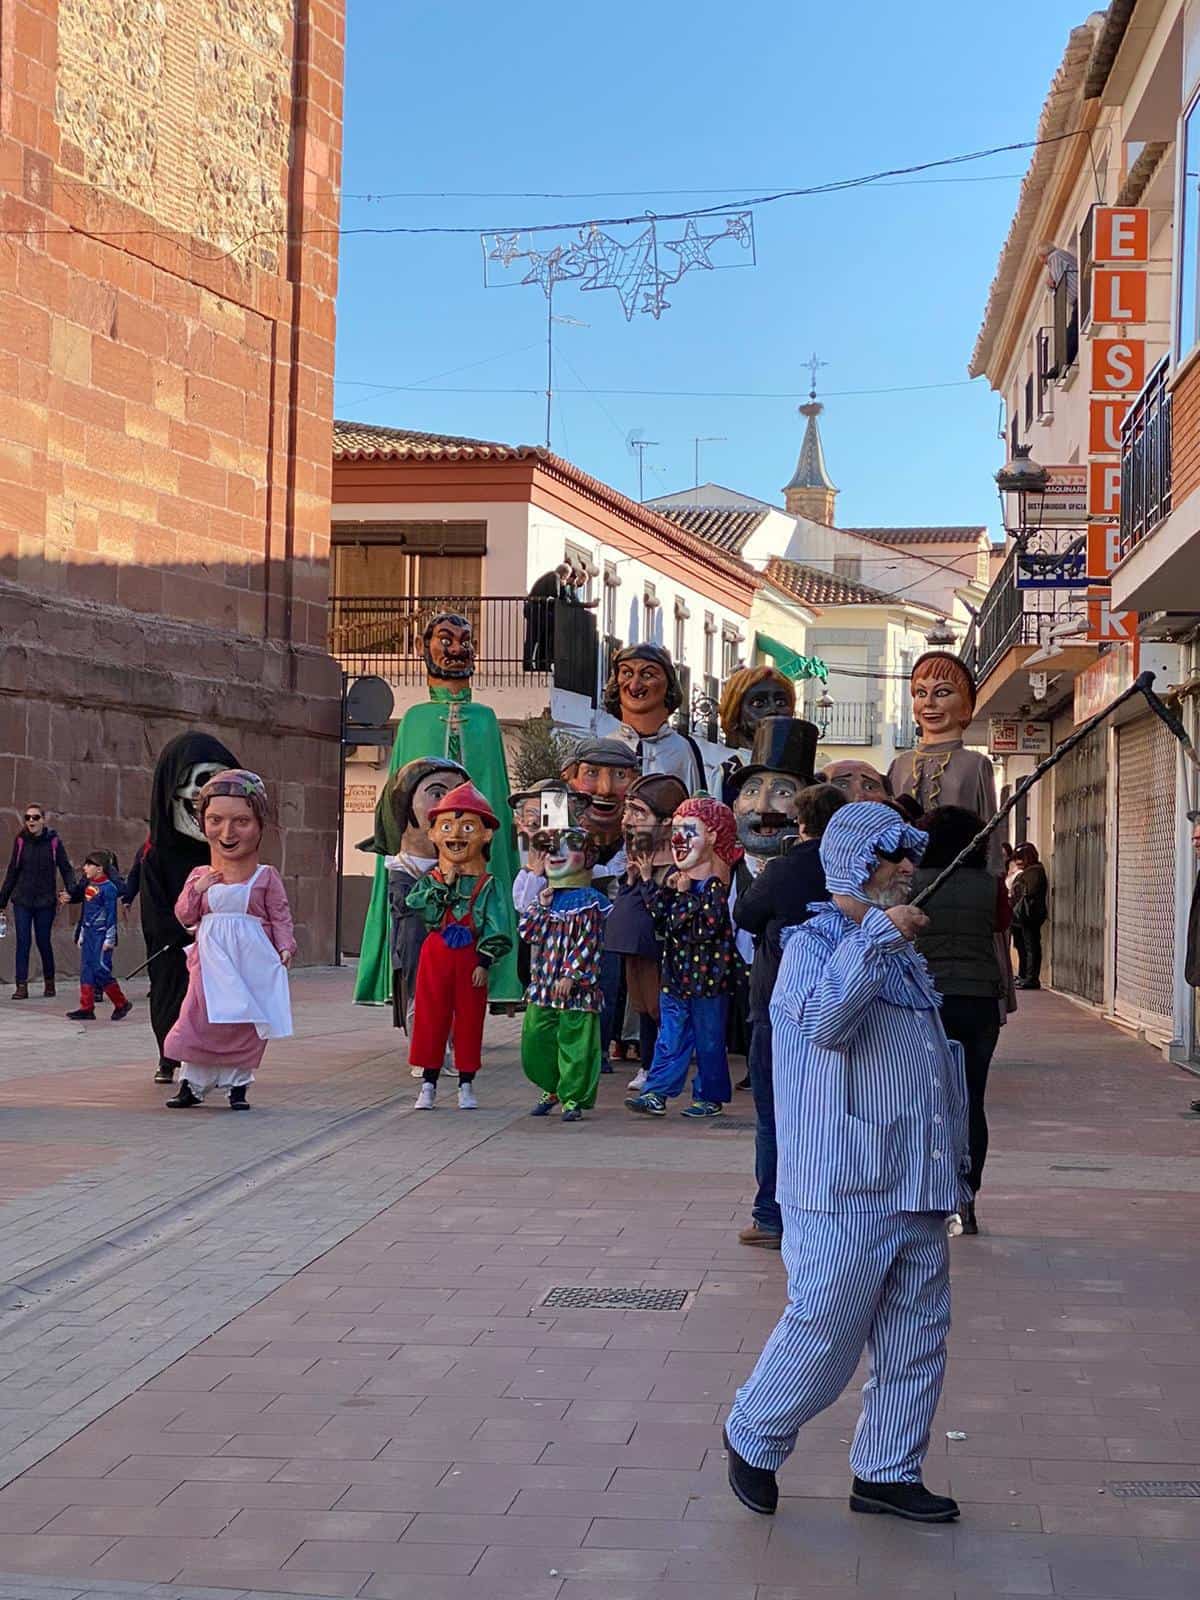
<box><xmin>543</xmin><ymin>296</ymin><xmax>589</xmax><ymax>450</ymax></box>
<box><xmin>692</xmin><ymin>435</ymin><xmax>726</xmax><ymax>489</ymax></box>
<box><xmin>626</xmin><ymin>429</ymin><xmax>659</xmax><ymax>503</ymax></box>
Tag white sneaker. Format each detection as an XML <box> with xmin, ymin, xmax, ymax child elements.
<box><xmin>415</xmin><ymin>1082</ymin><xmax>436</xmax><ymax>1109</ymax></box>
<box><xmin>458</xmin><ymin>1082</ymin><xmax>478</xmax><ymax>1110</ymax></box>
<box><xmin>627</xmin><ymin>1068</ymin><xmax>647</xmax><ymax>1092</ymax></box>
<box><xmin>410</xmin><ymin>1066</ymin><xmax>424</xmax><ymax>1079</ymax></box>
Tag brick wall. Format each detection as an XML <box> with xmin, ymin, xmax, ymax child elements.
<box><xmin>0</xmin><ymin>0</ymin><xmax>346</xmax><ymax>965</ymax></box>
<box><xmin>1172</xmin><ymin>357</ymin><xmax>1200</xmax><ymax>507</ymax></box>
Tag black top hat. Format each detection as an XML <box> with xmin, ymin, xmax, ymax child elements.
<box><xmin>728</xmin><ymin>717</ymin><xmax>820</xmax><ymax>793</ymax></box>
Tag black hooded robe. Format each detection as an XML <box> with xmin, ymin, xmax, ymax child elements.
<box><xmin>140</xmin><ymin>731</ymin><xmax>238</xmax><ymax>1069</ymax></box>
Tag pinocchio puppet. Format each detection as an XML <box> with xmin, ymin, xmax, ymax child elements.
<box><xmin>406</xmin><ymin>781</ymin><xmax>512</xmax><ymax>1110</ymax></box>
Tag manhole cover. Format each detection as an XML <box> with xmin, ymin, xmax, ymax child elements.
<box><xmin>1107</xmin><ymin>1481</ymin><xmax>1200</xmax><ymax>1498</ymax></box>
<box><xmin>540</xmin><ymin>1285</ymin><xmax>690</xmax><ymax>1312</ymax></box>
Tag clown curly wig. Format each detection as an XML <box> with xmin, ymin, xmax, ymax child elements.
<box><xmin>673</xmin><ymin>795</ymin><xmax>743</xmax><ymax>865</ymax></box>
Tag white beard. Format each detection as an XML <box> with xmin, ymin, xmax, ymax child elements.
<box><xmin>864</xmin><ymin>882</ymin><xmax>911</xmax><ymax>910</ymax></box>
<box><xmin>172</xmin><ymin>761</ymin><xmax>226</xmax><ymax>841</ymax></box>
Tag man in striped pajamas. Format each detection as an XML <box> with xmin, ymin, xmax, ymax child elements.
<box><xmin>723</xmin><ymin>801</ymin><xmax>970</xmax><ymax>1524</ymax></box>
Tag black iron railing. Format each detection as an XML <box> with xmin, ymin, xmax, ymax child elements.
<box><xmin>329</xmin><ymin>594</ymin><xmax>597</xmax><ymax>698</ymax></box>
<box><xmin>970</xmin><ymin>544</ymin><xmax>1086</xmax><ymax>687</ymax></box>
<box><xmin>805</xmin><ymin>699</ymin><xmax>878</xmax><ymax>747</ymax></box>
<box><xmin>1120</xmin><ymin>356</ymin><xmax>1172</xmax><ymax>560</ymax></box>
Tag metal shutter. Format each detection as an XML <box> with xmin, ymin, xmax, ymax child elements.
<box><xmin>1050</xmin><ymin>734</ymin><xmax>1107</xmax><ymax>1004</ymax></box>
<box><xmin>1114</xmin><ymin>716</ymin><xmax>1177</xmax><ymax>1031</ymax></box>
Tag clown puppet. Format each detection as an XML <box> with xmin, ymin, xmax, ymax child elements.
<box><xmin>625</xmin><ymin>795</ymin><xmax>742</xmax><ymax>1120</ymax></box>
<box><xmin>718</xmin><ymin>666</ymin><xmax>797</xmax><ymax>803</ymax></box>
<box><xmin>599</xmin><ymin>643</ymin><xmax>708</xmax><ymax>793</ymax></box>
<box><xmin>406</xmin><ymin>781</ymin><xmax>512</xmax><ymax>1110</ymax></box>
<box><xmin>520</xmin><ymin>824</ymin><xmax>612</xmax><ymax>1122</ymax></box>
<box><xmin>887</xmin><ymin>651</ymin><xmax>1001</xmax><ymax>870</ymax></box>
<box><xmin>356</xmin><ymin>612</ymin><xmax>519</xmax><ymax>1008</ymax></box>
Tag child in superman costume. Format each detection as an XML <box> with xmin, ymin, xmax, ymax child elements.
<box><xmin>407</xmin><ymin>782</ymin><xmax>512</xmax><ymax>1111</ymax></box>
<box><xmin>520</xmin><ymin>824</ymin><xmax>612</xmax><ymax>1123</ymax></box>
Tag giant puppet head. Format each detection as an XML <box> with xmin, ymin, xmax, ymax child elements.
<box><xmin>602</xmin><ymin>643</ymin><xmax>682</xmax><ymax>738</ymax></box>
<box><xmin>718</xmin><ymin>666</ymin><xmax>796</xmax><ymax>751</ymax></box>
<box><xmin>150</xmin><ymin>732</ymin><xmax>240</xmax><ymax>849</ymax></box>
<box><xmin>622</xmin><ymin>772</ymin><xmax>688</xmax><ymax>866</ymax></box>
<box><xmin>426</xmin><ymin>780</ymin><xmax>498</xmax><ymax>878</ymax></box>
<box><xmin>377</xmin><ymin>757</ymin><xmax>470</xmax><ymax>858</ymax></box>
<box><xmin>670</xmin><ymin>795</ymin><xmax>742</xmax><ymax>881</ymax></box>
<box><xmin>561</xmin><ymin>736</ymin><xmax>638</xmax><ymax>848</ymax></box>
<box><xmin>197</xmin><ymin>769</ymin><xmax>270</xmax><ymax>869</ymax></box>
<box><xmin>728</xmin><ymin>716</ymin><xmax>819</xmax><ymax>859</ymax></box>
<box><xmin>909</xmin><ymin>651</ymin><xmax>977</xmax><ymax>748</ymax></box>
<box><xmin>531</xmin><ymin>825</ymin><xmax>599</xmax><ymax>890</ymax></box>
<box><xmin>423</xmin><ymin>611</ymin><xmax>476</xmax><ymax>687</ymax></box>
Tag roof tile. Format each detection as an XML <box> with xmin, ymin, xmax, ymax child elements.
<box><xmin>765</xmin><ymin>558</ymin><xmax>898</xmax><ymax>607</ymax></box>
<box><xmin>655</xmin><ymin>505</ymin><xmax>769</xmax><ymax>553</ymax></box>
<box><xmin>841</xmin><ymin>525</ymin><xmax>987</xmax><ymax>547</ymax></box>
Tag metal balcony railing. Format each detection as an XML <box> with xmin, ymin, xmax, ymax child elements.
<box><xmin>1120</xmin><ymin>355</ymin><xmax>1172</xmax><ymax>560</ymax></box>
<box><xmin>329</xmin><ymin>594</ymin><xmax>597</xmax><ymax>699</ymax></box>
<box><xmin>805</xmin><ymin>699</ymin><xmax>878</xmax><ymax>747</ymax></box>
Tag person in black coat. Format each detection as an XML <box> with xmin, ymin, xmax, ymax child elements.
<box><xmin>0</xmin><ymin>804</ymin><xmax>75</xmax><ymax>999</ymax></box>
<box><xmin>732</xmin><ymin>781</ymin><xmax>846</xmax><ymax>1247</ymax></box>
<box><xmin>138</xmin><ymin>732</ymin><xmax>238</xmax><ymax>1082</ymax></box>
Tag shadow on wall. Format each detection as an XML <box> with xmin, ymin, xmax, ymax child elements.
<box><xmin>0</xmin><ymin>556</ymin><xmax>341</xmax><ymax>968</ymax></box>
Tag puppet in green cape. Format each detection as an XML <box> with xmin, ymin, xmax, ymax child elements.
<box><xmin>354</xmin><ymin>613</ymin><xmax>520</xmax><ymax>1005</ymax></box>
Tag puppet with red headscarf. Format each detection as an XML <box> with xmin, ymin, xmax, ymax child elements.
<box><xmin>625</xmin><ymin>795</ymin><xmax>742</xmax><ymax>1120</ymax></box>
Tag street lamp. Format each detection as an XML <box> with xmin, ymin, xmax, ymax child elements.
<box><xmin>925</xmin><ymin>618</ymin><xmax>956</xmax><ymax>647</ymax></box>
<box><xmin>995</xmin><ymin>444</ymin><xmax>1049</xmax><ymax>545</ymax></box>
<box><xmin>814</xmin><ymin>688</ymin><xmax>834</xmax><ymax>737</ymax></box>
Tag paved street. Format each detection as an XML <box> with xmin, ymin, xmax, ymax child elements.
<box><xmin>0</xmin><ymin>977</ymin><xmax>1196</xmax><ymax>1599</ymax></box>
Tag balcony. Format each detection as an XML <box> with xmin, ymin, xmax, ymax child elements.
<box><xmin>805</xmin><ymin>699</ymin><xmax>878</xmax><ymax>747</ymax></box>
<box><xmin>1119</xmin><ymin>356</ymin><xmax>1172</xmax><ymax>561</ymax></box>
<box><xmin>329</xmin><ymin>594</ymin><xmax>598</xmax><ymax>700</ymax></box>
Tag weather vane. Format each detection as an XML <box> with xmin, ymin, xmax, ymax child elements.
<box><xmin>481</xmin><ymin>211</ymin><xmax>756</xmax><ymax>323</ymax></box>
<box><xmin>804</xmin><ymin>352</ymin><xmax>829</xmax><ymax>400</ymax></box>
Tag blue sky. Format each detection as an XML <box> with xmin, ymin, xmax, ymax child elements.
<box><xmin>333</xmin><ymin>0</ymin><xmax>1089</xmax><ymax>535</ymax></box>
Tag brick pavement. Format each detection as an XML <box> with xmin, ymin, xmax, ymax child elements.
<box><xmin>0</xmin><ymin>986</ymin><xmax>1196</xmax><ymax>1598</ymax></box>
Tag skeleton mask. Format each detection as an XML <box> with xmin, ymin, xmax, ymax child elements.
<box><xmin>172</xmin><ymin>761</ymin><xmax>227</xmax><ymax>841</ymax></box>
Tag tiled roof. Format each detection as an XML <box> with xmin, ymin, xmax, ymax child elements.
<box><xmin>655</xmin><ymin>505</ymin><xmax>769</xmax><ymax>553</ymax></box>
<box><xmin>842</xmin><ymin>526</ymin><xmax>987</xmax><ymax>547</ymax></box>
<box><xmin>332</xmin><ymin>421</ymin><xmax>759</xmax><ymax>594</ymax></box>
<box><xmin>765</xmin><ymin>558</ymin><xmax>898</xmax><ymax>607</ymax></box>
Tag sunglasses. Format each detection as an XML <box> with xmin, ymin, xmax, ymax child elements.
<box><xmin>875</xmin><ymin>845</ymin><xmax>920</xmax><ymax>865</ymax></box>
<box><xmin>24</xmin><ymin>813</ymin><xmax>43</xmax><ymax>822</ymax></box>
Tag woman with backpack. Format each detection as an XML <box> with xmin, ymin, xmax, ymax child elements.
<box><xmin>0</xmin><ymin>805</ymin><xmax>76</xmax><ymax>999</ymax></box>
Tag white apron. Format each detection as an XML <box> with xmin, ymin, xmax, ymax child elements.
<box><xmin>197</xmin><ymin>866</ymin><xmax>293</xmax><ymax>1040</ymax></box>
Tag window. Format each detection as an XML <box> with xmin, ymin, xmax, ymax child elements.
<box><xmin>1078</xmin><ymin>206</ymin><xmax>1094</xmax><ymax>332</ymax></box>
<box><xmin>643</xmin><ymin>582</ymin><xmax>660</xmax><ymax>642</ymax></box>
<box><xmin>703</xmin><ymin>612</ymin><xmax>715</xmax><ymax>676</ymax></box>
<box><xmin>602</xmin><ymin>562</ymin><xmax>618</xmax><ymax>639</ymax></box>
<box><xmin>833</xmin><ymin>555</ymin><xmax>861</xmax><ymax>582</ymax></box>
<box><xmin>674</xmin><ymin>610</ymin><xmax>686</xmax><ymax>662</ymax></box>
<box><xmin>1036</xmin><ymin>326</ymin><xmax>1055</xmax><ymax>415</ymax></box>
<box><xmin>1178</xmin><ymin>93</ymin><xmax>1200</xmax><ymax>360</ymax></box>
<box><xmin>721</xmin><ymin>624</ymin><xmax>741</xmax><ymax>678</ymax></box>
<box><xmin>1024</xmin><ymin>371</ymin><xmax>1034</xmax><ymax>430</ymax></box>
<box><xmin>331</xmin><ymin>521</ymin><xmax>485</xmax><ymax>598</ymax></box>
<box><xmin>565</xmin><ymin>543</ymin><xmax>594</xmax><ymax>602</ymax></box>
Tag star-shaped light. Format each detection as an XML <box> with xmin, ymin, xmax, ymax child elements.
<box><xmin>521</xmin><ymin>244</ymin><xmax>569</xmax><ymax>295</ymax></box>
<box><xmin>487</xmin><ymin>231</ymin><xmax>525</xmax><ymax>267</ymax></box>
<box><xmin>664</xmin><ymin>219</ymin><xmax>715</xmax><ymax>277</ymax></box>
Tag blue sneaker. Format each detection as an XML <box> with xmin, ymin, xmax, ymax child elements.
<box><xmin>529</xmin><ymin>1094</ymin><xmax>557</xmax><ymax>1117</ymax></box>
<box><xmin>625</xmin><ymin>1091</ymin><xmax>667</xmax><ymax>1116</ymax></box>
<box><xmin>561</xmin><ymin>1102</ymin><xmax>582</xmax><ymax>1123</ymax></box>
<box><xmin>681</xmin><ymin>1100</ymin><xmax>723</xmax><ymax>1119</ymax></box>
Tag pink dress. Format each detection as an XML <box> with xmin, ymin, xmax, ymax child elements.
<box><xmin>164</xmin><ymin>865</ymin><xmax>296</xmax><ymax>1073</ymax></box>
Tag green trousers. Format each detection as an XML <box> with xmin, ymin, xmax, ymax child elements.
<box><xmin>521</xmin><ymin>1004</ymin><xmax>601</xmax><ymax>1109</ymax></box>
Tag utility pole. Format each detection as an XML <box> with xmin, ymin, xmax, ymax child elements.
<box><xmin>693</xmin><ymin>435</ymin><xmax>726</xmax><ymax>488</ymax></box>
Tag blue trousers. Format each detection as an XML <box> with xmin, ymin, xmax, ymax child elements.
<box><xmin>748</xmin><ymin>1021</ymin><xmax>782</xmax><ymax>1235</ymax></box>
<box><xmin>79</xmin><ymin>931</ymin><xmax>114</xmax><ymax>992</ymax></box>
<box><xmin>725</xmin><ymin>1208</ymin><xmax>950</xmax><ymax>1482</ymax></box>
<box><xmin>13</xmin><ymin>905</ymin><xmax>56</xmax><ymax>984</ymax></box>
<box><xmin>644</xmin><ymin>991</ymin><xmax>731</xmax><ymax>1103</ymax></box>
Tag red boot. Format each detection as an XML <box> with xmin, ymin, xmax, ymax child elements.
<box><xmin>104</xmin><ymin>983</ymin><xmax>132</xmax><ymax>1022</ymax></box>
<box><xmin>67</xmin><ymin>984</ymin><xmax>96</xmax><ymax>1021</ymax></box>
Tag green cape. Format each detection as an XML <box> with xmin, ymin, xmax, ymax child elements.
<box><xmin>353</xmin><ymin>688</ymin><xmax>521</xmax><ymax>1004</ymax></box>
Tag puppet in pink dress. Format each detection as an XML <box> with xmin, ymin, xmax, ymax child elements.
<box><xmin>163</xmin><ymin>770</ymin><xmax>295</xmax><ymax>1110</ymax></box>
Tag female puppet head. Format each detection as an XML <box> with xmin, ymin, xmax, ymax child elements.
<box><xmin>910</xmin><ymin>652</ymin><xmax>977</xmax><ymax>747</ymax></box>
<box><xmin>669</xmin><ymin>795</ymin><xmax>743</xmax><ymax>879</ymax></box>
<box><xmin>426</xmin><ymin>781</ymin><xmax>499</xmax><ymax>876</ymax></box>
<box><xmin>197</xmin><ymin>769</ymin><xmax>270</xmax><ymax>865</ymax></box>
<box><xmin>718</xmin><ymin>666</ymin><xmax>796</xmax><ymax>749</ymax></box>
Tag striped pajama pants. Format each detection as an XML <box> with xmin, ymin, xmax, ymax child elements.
<box><xmin>725</xmin><ymin>1207</ymin><xmax>950</xmax><ymax>1482</ymax></box>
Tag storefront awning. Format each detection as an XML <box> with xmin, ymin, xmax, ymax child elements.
<box><xmin>756</xmin><ymin>633</ymin><xmax>828</xmax><ymax>684</ymax></box>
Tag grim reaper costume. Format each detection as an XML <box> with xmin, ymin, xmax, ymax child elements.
<box><xmin>139</xmin><ymin>732</ymin><xmax>238</xmax><ymax>1082</ymax></box>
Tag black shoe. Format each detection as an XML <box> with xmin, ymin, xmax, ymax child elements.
<box><xmin>166</xmin><ymin>1083</ymin><xmax>201</xmax><ymax>1108</ymax></box>
<box><xmin>154</xmin><ymin>1062</ymin><xmax>176</xmax><ymax>1084</ymax></box>
<box><xmin>850</xmin><ymin>1477</ymin><xmax>959</xmax><ymax>1522</ymax></box>
<box><xmin>735</xmin><ymin>1074</ymin><xmax>751</xmax><ymax>1090</ymax></box>
<box><xmin>723</xmin><ymin>1428</ymin><xmax>778</xmax><ymax>1515</ymax></box>
<box><xmin>960</xmin><ymin>1200</ymin><xmax>978</xmax><ymax>1235</ymax></box>
<box><xmin>66</xmin><ymin>1008</ymin><xmax>96</xmax><ymax>1021</ymax></box>
<box><xmin>229</xmin><ymin>1086</ymin><xmax>250</xmax><ymax>1110</ymax></box>
<box><xmin>110</xmin><ymin>1003</ymin><xmax>133</xmax><ymax>1022</ymax></box>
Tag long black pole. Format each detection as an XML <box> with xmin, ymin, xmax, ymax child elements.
<box><xmin>910</xmin><ymin>670</ymin><xmax>1197</xmax><ymax>911</ymax></box>
<box><xmin>334</xmin><ymin>672</ymin><xmax>347</xmax><ymax>968</ymax></box>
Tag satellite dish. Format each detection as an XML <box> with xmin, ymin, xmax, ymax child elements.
<box><xmin>345</xmin><ymin>675</ymin><xmax>394</xmax><ymax>729</ymax></box>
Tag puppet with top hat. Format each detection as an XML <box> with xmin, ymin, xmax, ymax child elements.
<box><xmin>405</xmin><ymin>781</ymin><xmax>513</xmax><ymax>1111</ymax></box>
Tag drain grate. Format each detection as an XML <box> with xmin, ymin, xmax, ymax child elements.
<box><xmin>540</xmin><ymin>1285</ymin><xmax>690</xmax><ymax>1312</ymax></box>
<box><xmin>1107</xmin><ymin>1481</ymin><xmax>1200</xmax><ymax>1498</ymax></box>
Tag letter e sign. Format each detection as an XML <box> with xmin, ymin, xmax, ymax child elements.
<box><xmin>1092</xmin><ymin>207</ymin><xmax>1149</xmax><ymax>263</ymax></box>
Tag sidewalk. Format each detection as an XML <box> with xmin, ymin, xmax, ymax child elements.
<box><xmin>0</xmin><ymin>986</ymin><xmax>1196</xmax><ymax>1598</ymax></box>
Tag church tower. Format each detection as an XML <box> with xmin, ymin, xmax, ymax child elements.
<box><xmin>783</xmin><ymin>396</ymin><xmax>838</xmax><ymax>526</ymax></box>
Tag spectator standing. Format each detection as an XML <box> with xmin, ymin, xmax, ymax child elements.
<box><xmin>0</xmin><ymin>805</ymin><xmax>75</xmax><ymax>1000</ymax></box>
<box><xmin>911</xmin><ymin>806</ymin><xmax>1006</xmax><ymax>1235</ymax></box>
<box><xmin>1010</xmin><ymin>842</ymin><xmax>1049</xmax><ymax>990</ymax></box>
